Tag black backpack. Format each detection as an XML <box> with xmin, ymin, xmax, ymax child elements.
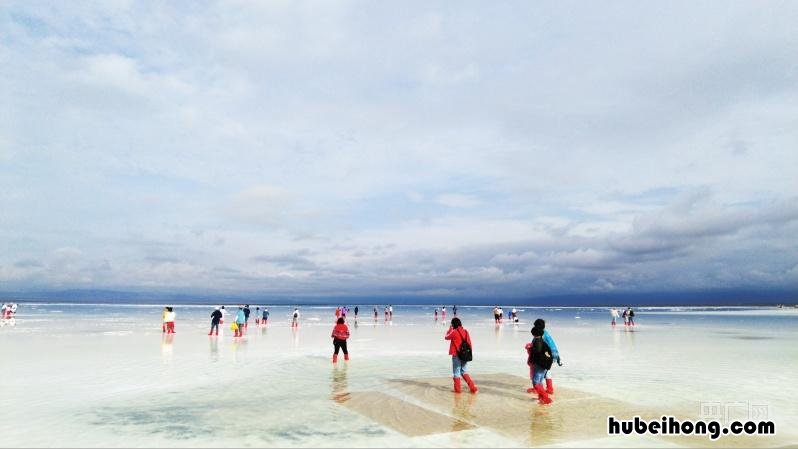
<box><xmin>456</xmin><ymin>328</ymin><xmax>473</xmax><ymax>362</ymax></box>
<box><xmin>529</xmin><ymin>337</ymin><xmax>553</xmax><ymax>369</ymax></box>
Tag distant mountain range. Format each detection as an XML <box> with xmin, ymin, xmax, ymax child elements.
<box><xmin>0</xmin><ymin>288</ymin><xmax>795</xmax><ymax>306</ymax></box>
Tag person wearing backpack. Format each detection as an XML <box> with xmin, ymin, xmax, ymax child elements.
<box><xmin>331</xmin><ymin>317</ymin><xmax>350</xmax><ymax>363</ymax></box>
<box><xmin>527</xmin><ymin>327</ymin><xmax>553</xmax><ymax>404</ymax></box>
<box><xmin>444</xmin><ymin>318</ymin><xmax>478</xmax><ymax>394</ymax></box>
<box><xmin>533</xmin><ymin>318</ymin><xmax>561</xmax><ymax>394</ymax></box>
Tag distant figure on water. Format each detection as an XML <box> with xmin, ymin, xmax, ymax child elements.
<box><xmin>527</xmin><ymin>327</ymin><xmax>553</xmax><ymax>404</ymax></box>
<box><xmin>220</xmin><ymin>305</ymin><xmax>226</xmax><ymax>324</ymax></box>
<box><xmin>441</xmin><ymin>306</ymin><xmax>446</xmax><ymax>320</ymax></box>
<box><xmin>234</xmin><ymin>306</ymin><xmax>245</xmax><ymax>337</ymax></box>
<box><xmin>493</xmin><ymin>306</ymin><xmax>501</xmax><ymax>324</ymax></box>
<box><xmin>255</xmin><ymin>306</ymin><xmax>260</xmax><ymax>325</ymax></box>
<box><xmin>610</xmin><ymin>308</ymin><xmax>620</xmax><ymax>327</ymax></box>
<box><xmin>335</xmin><ymin>307</ymin><xmax>341</xmax><ymax>319</ymax></box>
<box><xmin>354</xmin><ymin>306</ymin><xmax>359</xmax><ymax>319</ymax></box>
<box><xmin>445</xmin><ymin>318</ymin><xmax>478</xmax><ymax>394</ymax></box>
<box><xmin>331</xmin><ymin>317</ymin><xmax>350</xmax><ymax>363</ymax></box>
<box><xmin>384</xmin><ymin>306</ymin><xmax>389</xmax><ymax>321</ymax></box>
<box><xmin>452</xmin><ymin>305</ymin><xmax>457</xmax><ymax>316</ymax></box>
<box><xmin>389</xmin><ymin>305</ymin><xmax>393</xmax><ymax>320</ymax></box>
<box><xmin>164</xmin><ymin>307</ymin><xmax>176</xmax><ymax>334</ymax></box>
<box><xmin>292</xmin><ymin>308</ymin><xmax>300</xmax><ymax>328</ymax></box>
<box><xmin>373</xmin><ymin>306</ymin><xmax>378</xmax><ymax>320</ymax></box>
<box><xmin>622</xmin><ymin>308</ymin><xmax>629</xmax><ymax>326</ymax></box>
<box><xmin>243</xmin><ymin>305</ymin><xmax>251</xmax><ymax>329</ymax></box>
<box><xmin>434</xmin><ymin>308</ymin><xmax>439</xmax><ymax>320</ymax></box>
<box><xmin>161</xmin><ymin>306</ymin><xmax>168</xmax><ymax>333</ymax></box>
<box><xmin>626</xmin><ymin>307</ymin><xmax>635</xmax><ymax>326</ymax></box>
<box><xmin>512</xmin><ymin>308</ymin><xmax>519</xmax><ymax>324</ymax></box>
<box><xmin>209</xmin><ymin>307</ymin><xmax>222</xmax><ymax>336</ymax></box>
<box><xmin>262</xmin><ymin>308</ymin><xmax>269</xmax><ymax>325</ymax></box>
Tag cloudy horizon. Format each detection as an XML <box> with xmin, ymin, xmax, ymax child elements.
<box><xmin>2</xmin><ymin>1</ymin><xmax>797</xmax><ymax>300</ymax></box>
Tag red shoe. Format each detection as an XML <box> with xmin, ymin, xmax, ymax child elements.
<box><xmin>534</xmin><ymin>383</ymin><xmax>552</xmax><ymax>404</ymax></box>
<box><xmin>452</xmin><ymin>377</ymin><xmax>462</xmax><ymax>393</ymax></box>
<box><xmin>546</xmin><ymin>378</ymin><xmax>554</xmax><ymax>395</ymax></box>
<box><xmin>332</xmin><ymin>354</ymin><xmax>338</xmax><ymax>363</ymax></box>
<box><xmin>462</xmin><ymin>373</ymin><xmax>478</xmax><ymax>394</ymax></box>
<box><xmin>344</xmin><ymin>353</ymin><xmax>349</xmax><ymax>361</ymax></box>
<box><xmin>526</xmin><ymin>387</ymin><xmax>536</xmax><ymax>394</ymax></box>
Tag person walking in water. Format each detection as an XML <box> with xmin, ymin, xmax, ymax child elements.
<box><xmin>388</xmin><ymin>305</ymin><xmax>393</xmax><ymax>320</ymax></box>
<box><xmin>373</xmin><ymin>306</ymin><xmax>378</xmax><ymax>321</ymax></box>
<box><xmin>453</xmin><ymin>305</ymin><xmax>457</xmax><ymax>317</ymax></box>
<box><xmin>445</xmin><ymin>318</ymin><xmax>478</xmax><ymax>394</ymax></box>
<box><xmin>627</xmin><ymin>307</ymin><xmax>635</xmax><ymax>326</ymax></box>
<box><xmin>234</xmin><ymin>306</ymin><xmax>246</xmax><ymax>337</ymax></box>
<box><xmin>622</xmin><ymin>308</ymin><xmax>629</xmax><ymax>326</ymax></box>
<box><xmin>434</xmin><ymin>308</ymin><xmax>439</xmax><ymax>321</ymax></box>
<box><xmin>243</xmin><ymin>305</ymin><xmax>251</xmax><ymax>329</ymax></box>
<box><xmin>527</xmin><ymin>327</ymin><xmax>554</xmax><ymax>404</ymax></box>
<box><xmin>164</xmin><ymin>307</ymin><xmax>176</xmax><ymax>334</ymax></box>
<box><xmin>331</xmin><ymin>317</ymin><xmax>350</xmax><ymax>363</ymax></box>
<box><xmin>220</xmin><ymin>305</ymin><xmax>226</xmax><ymax>325</ymax></box>
<box><xmin>610</xmin><ymin>308</ymin><xmax>620</xmax><ymax>327</ymax></box>
<box><xmin>255</xmin><ymin>306</ymin><xmax>261</xmax><ymax>325</ymax></box>
<box><xmin>291</xmin><ymin>308</ymin><xmax>300</xmax><ymax>328</ymax></box>
<box><xmin>441</xmin><ymin>306</ymin><xmax>447</xmax><ymax>320</ymax></box>
<box><xmin>533</xmin><ymin>319</ymin><xmax>561</xmax><ymax>395</ymax></box>
<box><xmin>161</xmin><ymin>306</ymin><xmax>169</xmax><ymax>333</ymax></box>
<box><xmin>354</xmin><ymin>306</ymin><xmax>359</xmax><ymax>319</ymax></box>
<box><xmin>209</xmin><ymin>307</ymin><xmax>222</xmax><ymax>336</ymax></box>
<box><xmin>262</xmin><ymin>308</ymin><xmax>269</xmax><ymax>325</ymax></box>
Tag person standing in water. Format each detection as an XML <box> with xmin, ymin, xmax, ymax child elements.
<box><xmin>527</xmin><ymin>327</ymin><xmax>554</xmax><ymax>404</ymax></box>
<box><xmin>389</xmin><ymin>305</ymin><xmax>393</xmax><ymax>320</ymax></box>
<box><xmin>453</xmin><ymin>305</ymin><xmax>457</xmax><ymax>317</ymax></box>
<box><xmin>233</xmin><ymin>306</ymin><xmax>246</xmax><ymax>337</ymax></box>
<box><xmin>373</xmin><ymin>306</ymin><xmax>378</xmax><ymax>321</ymax></box>
<box><xmin>622</xmin><ymin>308</ymin><xmax>629</xmax><ymax>326</ymax></box>
<box><xmin>610</xmin><ymin>308</ymin><xmax>620</xmax><ymax>327</ymax></box>
<box><xmin>354</xmin><ymin>306</ymin><xmax>359</xmax><ymax>319</ymax></box>
<box><xmin>162</xmin><ymin>306</ymin><xmax>169</xmax><ymax>333</ymax></box>
<box><xmin>243</xmin><ymin>305</ymin><xmax>251</xmax><ymax>329</ymax></box>
<box><xmin>209</xmin><ymin>307</ymin><xmax>222</xmax><ymax>336</ymax></box>
<box><xmin>445</xmin><ymin>318</ymin><xmax>478</xmax><ymax>394</ymax></box>
<box><xmin>434</xmin><ymin>308</ymin><xmax>439</xmax><ymax>321</ymax></box>
<box><xmin>291</xmin><ymin>308</ymin><xmax>300</xmax><ymax>328</ymax></box>
<box><xmin>441</xmin><ymin>306</ymin><xmax>447</xmax><ymax>320</ymax></box>
<box><xmin>164</xmin><ymin>307</ymin><xmax>176</xmax><ymax>334</ymax></box>
<box><xmin>262</xmin><ymin>308</ymin><xmax>269</xmax><ymax>325</ymax></box>
<box><xmin>331</xmin><ymin>317</ymin><xmax>350</xmax><ymax>363</ymax></box>
<box><xmin>627</xmin><ymin>307</ymin><xmax>635</xmax><ymax>326</ymax></box>
<box><xmin>220</xmin><ymin>305</ymin><xmax>226</xmax><ymax>325</ymax></box>
<box><xmin>533</xmin><ymin>318</ymin><xmax>561</xmax><ymax>395</ymax></box>
<box><xmin>255</xmin><ymin>306</ymin><xmax>261</xmax><ymax>325</ymax></box>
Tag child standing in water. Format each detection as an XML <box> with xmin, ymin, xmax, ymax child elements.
<box><xmin>164</xmin><ymin>307</ymin><xmax>176</xmax><ymax>334</ymax></box>
<box><xmin>162</xmin><ymin>306</ymin><xmax>168</xmax><ymax>333</ymax></box>
<box><xmin>527</xmin><ymin>327</ymin><xmax>553</xmax><ymax>404</ymax></box>
<box><xmin>331</xmin><ymin>317</ymin><xmax>350</xmax><ymax>363</ymax></box>
<box><xmin>445</xmin><ymin>318</ymin><xmax>478</xmax><ymax>394</ymax></box>
<box><xmin>209</xmin><ymin>307</ymin><xmax>222</xmax><ymax>336</ymax></box>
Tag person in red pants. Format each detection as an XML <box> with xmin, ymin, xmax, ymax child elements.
<box><xmin>444</xmin><ymin>318</ymin><xmax>478</xmax><ymax>394</ymax></box>
<box><xmin>331</xmin><ymin>317</ymin><xmax>350</xmax><ymax>363</ymax></box>
<box><xmin>164</xmin><ymin>307</ymin><xmax>176</xmax><ymax>334</ymax></box>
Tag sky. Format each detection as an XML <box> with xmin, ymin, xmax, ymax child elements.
<box><xmin>1</xmin><ymin>1</ymin><xmax>797</xmax><ymax>301</ymax></box>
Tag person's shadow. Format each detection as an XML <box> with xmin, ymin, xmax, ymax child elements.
<box><xmin>330</xmin><ymin>363</ymin><xmax>350</xmax><ymax>404</ymax></box>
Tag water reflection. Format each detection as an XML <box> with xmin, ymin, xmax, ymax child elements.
<box><xmin>209</xmin><ymin>335</ymin><xmax>219</xmax><ymax>362</ymax></box>
<box><xmin>330</xmin><ymin>363</ymin><xmax>350</xmax><ymax>404</ymax></box>
<box><xmin>160</xmin><ymin>333</ymin><xmax>174</xmax><ymax>362</ymax></box>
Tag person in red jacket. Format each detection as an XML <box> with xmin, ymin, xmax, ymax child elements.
<box><xmin>444</xmin><ymin>318</ymin><xmax>478</xmax><ymax>394</ymax></box>
<box><xmin>331</xmin><ymin>317</ymin><xmax>350</xmax><ymax>363</ymax></box>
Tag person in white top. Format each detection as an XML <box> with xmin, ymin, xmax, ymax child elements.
<box><xmin>164</xmin><ymin>307</ymin><xmax>176</xmax><ymax>334</ymax></box>
<box><xmin>610</xmin><ymin>308</ymin><xmax>620</xmax><ymax>327</ymax></box>
<box><xmin>291</xmin><ymin>308</ymin><xmax>300</xmax><ymax>328</ymax></box>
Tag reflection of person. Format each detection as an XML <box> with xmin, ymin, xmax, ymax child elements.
<box><xmin>445</xmin><ymin>318</ymin><xmax>478</xmax><ymax>394</ymax></box>
<box><xmin>331</xmin><ymin>317</ymin><xmax>350</xmax><ymax>363</ymax></box>
<box><xmin>331</xmin><ymin>362</ymin><xmax>350</xmax><ymax>403</ymax></box>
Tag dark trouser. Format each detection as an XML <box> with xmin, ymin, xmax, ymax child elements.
<box><xmin>210</xmin><ymin>322</ymin><xmax>219</xmax><ymax>332</ymax></box>
<box><xmin>333</xmin><ymin>338</ymin><xmax>348</xmax><ymax>355</ymax></box>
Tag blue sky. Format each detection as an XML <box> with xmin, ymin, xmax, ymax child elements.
<box><xmin>1</xmin><ymin>1</ymin><xmax>797</xmax><ymax>299</ymax></box>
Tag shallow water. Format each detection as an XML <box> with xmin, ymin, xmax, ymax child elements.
<box><xmin>1</xmin><ymin>304</ymin><xmax>796</xmax><ymax>447</ymax></box>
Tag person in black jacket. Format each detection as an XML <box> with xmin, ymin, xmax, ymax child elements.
<box><xmin>208</xmin><ymin>307</ymin><xmax>222</xmax><ymax>336</ymax></box>
<box><xmin>526</xmin><ymin>327</ymin><xmax>553</xmax><ymax>404</ymax></box>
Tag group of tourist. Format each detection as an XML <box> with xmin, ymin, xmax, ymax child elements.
<box><xmin>0</xmin><ymin>302</ymin><xmax>18</xmax><ymax>326</ymax></box>
<box><xmin>609</xmin><ymin>307</ymin><xmax>636</xmax><ymax>327</ymax></box>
